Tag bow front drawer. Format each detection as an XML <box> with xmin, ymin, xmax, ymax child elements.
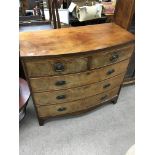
<box><xmin>33</xmin><ymin>73</ymin><xmax>124</xmax><ymax>105</ymax></box>
<box><xmin>25</xmin><ymin>57</ymin><xmax>88</xmax><ymax>77</ymax></box>
<box><xmin>91</xmin><ymin>44</ymin><xmax>134</xmax><ymax>69</ymax></box>
<box><xmin>36</xmin><ymin>87</ymin><xmax>119</xmax><ymax>117</ymax></box>
<box><xmin>30</xmin><ymin>59</ymin><xmax>129</xmax><ymax>92</ymax></box>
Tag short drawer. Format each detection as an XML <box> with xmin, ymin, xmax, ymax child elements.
<box><xmin>30</xmin><ymin>59</ymin><xmax>129</xmax><ymax>92</ymax></box>
<box><xmin>25</xmin><ymin>57</ymin><xmax>88</xmax><ymax>77</ymax></box>
<box><xmin>33</xmin><ymin>73</ymin><xmax>124</xmax><ymax>105</ymax></box>
<box><xmin>91</xmin><ymin>44</ymin><xmax>134</xmax><ymax>69</ymax></box>
<box><xmin>36</xmin><ymin>87</ymin><xmax>119</xmax><ymax>117</ymax></box>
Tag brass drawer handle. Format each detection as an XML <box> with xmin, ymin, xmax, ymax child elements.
<box><xmin>54</xmin><ymin>62</ymin><xmax>65</xmax><ymax>72</ymax></box>
<box><xmin>107</xmin><ymin>69</ymin><xmax>115</xmax><ymax>75</ymax></box>
<box><xmin>55</xmin><ymin>80</ymin><xmax>66</xmax><ymax>86</ymax></box>
<box><xmin>56</xmin><ymin>95</ymin><xmax>66</xmax><ymax>100</ymax></box>
<box><xmin>103</xmin><ymin>83</ymin><xmax>111</xmax><ymax>88</ymax></box>
<box><xmin>57</xmin><ymin>107</ymin><xmax>67</xmax><ymax>112</ymax></box>
<box><xmin>100</xmin><ymin>95</ymin><xmax>108</xmax><ymax>101</ymax></box>
<box><xmin>109</xmin><ymin>53</ymin><xmax>119</xmax><ymax>62</ymax></box>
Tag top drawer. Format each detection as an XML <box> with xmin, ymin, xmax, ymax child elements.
<box><xmin>91</xmin><ymin>44</ymin><xmax>134</xmax><ymax>69</ymax></box>
<box><xmin>25</xmin><ymin>57</ymin><xmax>88</xmax><ymax>77</ymax></box>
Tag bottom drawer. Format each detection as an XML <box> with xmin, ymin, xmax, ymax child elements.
<box><xmin>36</xmin><ymin>87</ymin><xmax>120</xmax><ymax>118</ymax></box>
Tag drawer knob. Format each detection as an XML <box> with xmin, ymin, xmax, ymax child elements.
<box><xmin>103</xmin><ymin>83</ymin><xmax>111</xmax><ymax>88</ymax></box>
<box><xmin>57</xmin><ymin>107</ymin><xmax>67</xmax><ymax>112</ymax></box>
<box><xmin>107</xmin><ymin>69</ymin><xmax>115</xmax><ymax>75</ymax></box>
<box><xmin>54</xmin><ymin>62</ymin><xmax>65</xmax><ymax>72</ymax></box>
<box><xmin>100</xmin><ymin>95</ymin><xmax>108</xmax><ymax>101</ymax></box>
<box><xmin>56</xmin><ymin>95</ymin><xmax>66</xmax><ymax>100</ymax></box>
<box><xmin>55</xmin><ymin>80</ymin><xmax>66</xmax><ymax>86</ymax></box>
<box><xmin>110</xmin><ymin>53</ymin><xmax>119</xmax><ymax>62</ymax></box>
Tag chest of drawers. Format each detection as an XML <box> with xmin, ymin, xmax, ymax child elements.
<box><xmin>20</xmin><ymin>23</ymin><xmax>134</xmax><ymax>126</ymax></box>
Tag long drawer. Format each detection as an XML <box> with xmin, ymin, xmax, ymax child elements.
<box><xmin>30</xmin><ymin>59</ymin><xmax>129</xmax><ymax>92</ymax></box>
<box><xmin>91</xmin><ymin>44</ymin><xmax>134</xmax><ymax>69</ymax></box>
<box><xmin>33</xmin><ymin>73</ymin><xmax>124</xmax><ymax>105</ymax></box>
<box><xmin>25</xmin><ymin>57</ymin><xmax>88</xmax><ymax>77</ymax></box>
<box><xmin>36</xmin><ymin>87</ymin><xmax>119</xmax><ymax>117</ymax></box>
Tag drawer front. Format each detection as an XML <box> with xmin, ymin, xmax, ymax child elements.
<box><xmin>91</xmin><ymin>45</ymin><xmax>134</xmax><ymax>69</ymax></box>
<box><xmin>33</xmin><ymin>73</ymin><xmax>124</xmax><ymax>105</ymax></box>
<box><xmin>30</xmin><ymin>59</ymin><xmax>129</xmax><ymax>92</ymax></box>
<box><xmin>36</xmin><ymin>87</ymin><xmax>119</xmax><ymax>117</ymax></box>
<box><xmin>25</xmin><ymin>57</ymin><xmax>88</xmax><ymax>77</ymax></box>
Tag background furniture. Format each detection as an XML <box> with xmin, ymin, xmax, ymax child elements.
<box><xmin>114</xmin><ymin>0</ymin><xmax>135</xmax><ymax>85</ymax></box>
<box><xmin>68</xmin><ymin>0</ymin><xmax>115</xmax><ymax>26</ymax></box>
<box><xmin>114</xmin><ymin>0</ymin><xmax>134</xmax><ymax>30</ymax></box>
<box><xmin>20</xmin><ymin>23</ymin><xmax>134</xmax><ymax>125</ymax></box>
<box><xmin>19</xmin><ymin>78</ymin><xmax>30</xmax><ymax>121</ymax></box>
<box><xmin>49</xmin><ymin>0</ymin><xmax>61</xmax><ymax>28</ymax></box>
<box><xmin>69</xmin><ymin>14</ymin><xmax>107</xmax><ymax>26</ymax></box>
<box><xmin>19</xmin><ymin>0</ymin><xmax>47</xmax><ymax>26</ymax></box>
<box><xmin>47</xmin><ymin>0</ymin><xmax>70</xmax><ymax>28</ymax></box>
<box><xmin>48</xmin><ymin>0</ymin><xmax>115</xmax><ymax>28</ymax></box>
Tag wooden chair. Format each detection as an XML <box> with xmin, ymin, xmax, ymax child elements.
<box><xmin>48</xmin><ymin>0</ymin><xmax>61</xmax><ymax>29</ymax></box>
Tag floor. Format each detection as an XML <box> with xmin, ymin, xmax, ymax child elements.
<box><xmin>19</xmin><ymin>85</ymin><xmax>135</xmax><ymax>155</ymax></box>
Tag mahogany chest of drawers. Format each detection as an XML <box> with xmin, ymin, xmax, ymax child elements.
<box><xmin>20</xmin><ymin>23</ymin><xmax>134</xmax><ymax>126</ymax></box>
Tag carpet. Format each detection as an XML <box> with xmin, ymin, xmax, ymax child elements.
<box><xmin>20</xmin><ymin>85</ymin><xmax>135</xmax><ymax>155</ymax></box>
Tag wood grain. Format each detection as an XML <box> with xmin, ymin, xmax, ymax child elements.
<box><xmin>30</xmin><ymin>59</ymin><xmax>129</xmax><ymax>92</ymax></box>
<box><xmin>36</xmin><ymin>87</ymin><xmax>120</xmax><ymax>117</ymax></box>
<box><xmin>25</xmin><ymin>57</ymin><xmax>88</xmax><ymax>77</ymax></box>
<box><xmin>91</xmin><ymin>44</ymin><xmax>134</xmax><ymax>69</ymax></box>
<box><xmin>20</xmin><ymin>23</ymin><xmax>134</xmax><ymax>57</ymax></box>
<box><xmin>20</xmin><ymin>21</ymin><xmax>135</xmax><ymax>125</ymax></box>
<box><xmin>33</xmin><ymin>73</ymin><xmax>124</xmax><ymax>105</ymax></box>
<box><xmin>114</xmin><ymin>0</ymin><xmax>135</xmax><ymax>30</ymax></box>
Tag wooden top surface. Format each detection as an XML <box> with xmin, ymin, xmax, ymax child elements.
<box><xmin>20</xmin><ymin>23</ymin><xmax>134</xmax><ymax>57</ymax></box>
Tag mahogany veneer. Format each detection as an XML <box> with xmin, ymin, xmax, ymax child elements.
<box><xmin>20</xmin><ymin>23</ymin><xmax>134</xmax><ymax>125</ymax></box>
